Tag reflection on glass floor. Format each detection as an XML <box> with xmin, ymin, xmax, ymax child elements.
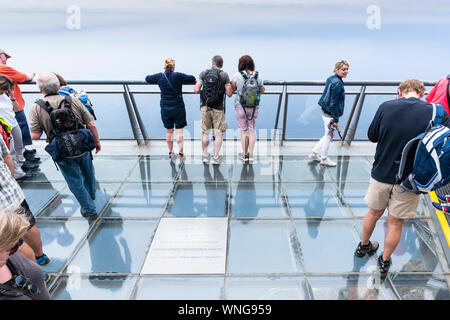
<box><xmin>23</xmin><ymin>154</ymin><xmax>450</xmax><ymax>300</ymax></box>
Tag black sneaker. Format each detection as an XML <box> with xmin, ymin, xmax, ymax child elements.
<box><xmin>24</xmin><ymin>153</ymin><xmax>41</xmax><ymax>163</ymax></box>
<box><xmin>36</xmin><ymin>254</ymin><xmax>51</xmax><ymax>266</ymax></box>
<box><xmin>377</xmin><ymin>254</ymin><xmax>392</xmax><ymax>277</ymax></box>
<box><xmin>354</xmin><ymin>241</ymin><xmax>379</xmax><ymax>257</ymax></box>
<box><xmin>24</xmin><ymin>149</ymin><xmax>37</xmax><ymax>156</ymax></box>
<box><xmin>80</xmin><ymin>209</ymin><xmax>98</xmax><ymax>219</ymax></box>
<box><xmin>21</xmin><ymin>161</ymin><xmax>39</xmax><ymax>171</ymax></box>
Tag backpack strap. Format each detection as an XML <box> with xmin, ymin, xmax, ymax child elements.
<box><xmin>432</xmin><ymin>103</ymin><xmax>445</xmax><ymax>126</ymax></box>
<box><xmin>395</xmin><ymin>136</ymin><xmax>423</xmax><ymax>184</ymax></box>
<box><xmin>162</xmin><ymin>72</ymin><xmax>182</xmax><ymax>98</ymax></box>
<box><xmin>35</xmin><ymin>99</ymin><xmax>53</xmax><ymax>115</ymax></box>
<box><xmin>61</xmin><ymin>95</ymin><xmax>73</xmax><ymax>110</ymax></box>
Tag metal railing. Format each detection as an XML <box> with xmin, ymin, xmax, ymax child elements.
<box><xmin>21</xmin><ymin>80</ymin><xmax>437</xmax><ymax>146</ymax></box>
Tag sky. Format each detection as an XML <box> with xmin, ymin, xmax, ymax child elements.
<box><xmin>1</xmin><ymin>0</ymin><xmax>449</xmax><ymax>82</ymax></box>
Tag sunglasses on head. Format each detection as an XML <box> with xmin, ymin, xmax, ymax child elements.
<box><xmin>8</xmin><ymin>238</ymin><xmax>23</xmax><ymax>256</ymax></box>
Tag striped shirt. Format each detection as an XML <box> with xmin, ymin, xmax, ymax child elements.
<box><xmin>0</xmin><ymin>136</ymin><xmax>25</xmax><ymax>209</ymax></box>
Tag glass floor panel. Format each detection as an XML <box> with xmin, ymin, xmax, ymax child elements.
<box><xmin>134</xmin><ymin>276</ymin><xmax>224</xmax><ymax>300</ymax></box>
<box><xmin>22</xmin><ymin>153</ymin><xmax>449</xmax><ymax>300</ymax></box>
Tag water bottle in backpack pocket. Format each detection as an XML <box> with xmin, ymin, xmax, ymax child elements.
<box><xmin>397</xmin><ymin>103</ymin><xmax>450</xmax><ymax>194</ymax></box>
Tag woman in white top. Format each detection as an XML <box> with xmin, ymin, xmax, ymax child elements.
<box><xmin>231</xmin><ymin>55</ymin><xmax>265</xmax><ymax>162</ymax></box>
<box><xmin>0</xmin><ymin>76</ymin><xmax>26</xmax><ymax>180</ymax></box>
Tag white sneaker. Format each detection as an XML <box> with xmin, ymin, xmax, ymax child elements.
<box><xmin>248</xmin><ymin>154</ymin><xmax>254</xmax><ymax>162</ymax></box>
<box><xmin>308</xmin><ymin>152</ymin><xmax>321</xmax><ymax>162</ymax></box>
<box><xmin>238</xmin><ymin>153</ymin><xmax>247</xmax><ymax>162</ymax></box>
<box><xmin>211</xmin><ymin>155</ymin><xmax>222</xmax><ymax>165</ymax></box>
<box><xmin>320</xmin><ymin>157</ymin><xmax>336</xmax><ymax>167</ymax></box>
<box><xmin>202</xmin><ymin>153</ymin><xmax>210</xmax><ymax>163</ymax></box>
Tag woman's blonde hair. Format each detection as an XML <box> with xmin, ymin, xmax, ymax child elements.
<box><xmin>333</xmin><ymin>60</ymin><xmax>349</xmax><ymax>74</ymax></box>
<box><xmin>0</xmin><ymin>208</ymin><xmax>30</xmax><ymax>251</ymax></box>
<box><xmin>164</xmin><ymin>58</ymin><xmax>175</xmax><ymax>70</ymax></box>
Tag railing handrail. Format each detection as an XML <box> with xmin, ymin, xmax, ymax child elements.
<box><xmin>19</xmin><ymin>79</ymin><xmax>439</xmax><ymax>145</ymax></box>
<box><xmin>20</xmin><ymin>80</ymin><xmax>438</xmax><ymax>86</ymax></box>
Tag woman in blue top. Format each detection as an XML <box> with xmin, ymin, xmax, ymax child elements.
<box><xmin>145</xmin><ymin>58</ymin><xmax>195</xmax><ymax>159</ymax></box>
<box><xmin>309</xmin><ymin>60</ymin><xmax>349</xmax><ymax>167</ymax></box>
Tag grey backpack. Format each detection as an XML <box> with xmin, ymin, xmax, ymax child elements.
<box><xmin>240</xmin><ymin>71</ymin><xmax>261</xmax><ymax>108</ymax></box>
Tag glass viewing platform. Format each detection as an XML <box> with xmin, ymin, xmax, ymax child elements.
<box><xmin>17</xmin><ymin>80</ymin><xmax>450</xmax><ymax>300</ymax></box>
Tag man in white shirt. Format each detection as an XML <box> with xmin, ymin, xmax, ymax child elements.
<box><xmin>0</xmin><ymin>75</ymin><xmax>31</xmax><ymax>180</ymax></box>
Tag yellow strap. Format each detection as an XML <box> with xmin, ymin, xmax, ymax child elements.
<box><xmin>0</xmin><ymin>116</ymin><xmax>12</xmax><ymax>132</ymax></box>
<box><xmin>429</xmin><ymin>191</ymin><xmax>450</xmax><ymax>248</ymax></box>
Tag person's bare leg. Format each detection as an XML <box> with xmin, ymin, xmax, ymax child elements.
<box><xmin>382</xmin><ymin>213</ymin><xmax>404</xmax><ymax>261</ymax></box>
<box><xmin>213</xmin><ymin>133</ymin><xmax>223</xmax><ymax>158</ymax></box>
<box><xmin>361</xmin><ymin>208</ymin><xmax>385</xmax><ymax>245</ymax></box>
<box><xmin>18</xmin><ymin>242</ymin><xmax>37</xmax><ymax>263</ymax></box>
<box><xmin>166</xmin><ymin>128</ymin><xmax>174</xmax><ymax>154</ymax></box>
<box><xmin>240</xmin><ymin>130</ymin><xmax>248</xmax><ymax>155</ymax></box>
<box><xmin>202</xmin><ymin>132</ymin><xmax>209</xmax><ymax>157</ymax></box>
<box><xmin>176</xmin><ymin>128</ymin><xmax>184</xmax><ymax>155</ymax></box>
<box><xmin>248</xmin><ymin>129</ymin><xmax>256</xmax><ymax>156</ymax></box>
<box><xmin>22</xmin><ymin>225</ymin><xmax>44</xmax><ymax>257</ymax></box>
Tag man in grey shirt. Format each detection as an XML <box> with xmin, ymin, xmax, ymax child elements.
<box><xmin>194</xmin><ymin>55</ymin><xmax>233</xmax><ymax>164</ymax></box>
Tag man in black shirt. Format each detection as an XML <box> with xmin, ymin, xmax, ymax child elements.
<box><xmin>354</xmin><ymin>79</ymin><xmax>450</xmax><ymax>277</ymax></box>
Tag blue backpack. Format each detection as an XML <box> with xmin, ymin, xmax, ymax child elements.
<box><xmin>59</xmin><ymin>86</ymin><xmax>97</xmax><ymax>120</ymax></box>
<box><xmin>397</xmin><ymin>103</ymin><xmax>450</xmax><ymax>194</ymax></box>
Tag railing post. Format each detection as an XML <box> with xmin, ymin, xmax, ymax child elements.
<box><xmin>123</xmin><ymin>84</ymin><xmax>145</xmax><ymax>145</ymax></box>
<box><xmin>128</xmin><ymin>90</ymin><xmax>149</xmax><ymax>142</ymax></box>
<box><xmin>281</xmin><ymin>88</ymin><xmax>289</xmax><ymax>146</ymax></box>
<box><xmin>341</xmin><ymin>87</ymin><xmax>362</xmax><ymax>142</ymax></box>
<box><xmin>273</xmin><ymin>85</ymin><xmax>285</xmax><ymax>141</ymax></box>
<box><xmin>343</xmin><ymin>85</ymin><xmax>366</xmax><ymax>146</ymax></box>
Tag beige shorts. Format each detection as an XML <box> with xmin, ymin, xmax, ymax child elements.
<box><xmin>201</xmin><ymin>106</ymin><xmax>227</xmax><ymax>135</ymax></box>
<box><xmin>364</xmin><ymin>177</ymin><xmax>420</xmax><ymax>219</ymax></box>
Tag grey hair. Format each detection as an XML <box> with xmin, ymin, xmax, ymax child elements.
<box><xmin>36</xmin><ymin>72</ymin><xmax>60</xmax><ymax>94</ymax></box>
<box><xmin>212</xmin><ymin>55</ymin><xmax>223</xmax><ymax>68</ymax></box>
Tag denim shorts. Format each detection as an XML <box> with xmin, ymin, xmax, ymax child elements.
<box><xmin>160</xmin><ymin>106</ymin><xmax>187</xmax><ymax>129</ymax></box>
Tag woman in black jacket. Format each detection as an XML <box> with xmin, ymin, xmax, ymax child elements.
<box><xmin>145</xmin><ymin>58</ymin><xmax>195</xmax><ymax>160</ymax></box>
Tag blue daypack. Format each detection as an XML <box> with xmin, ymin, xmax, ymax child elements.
<box><xmin>397</xmin><ymin>103</ymin><xmax>450</xmax><ymax>194</ymax></box>
<box><xmin>59</xmin><ymin>86</ymin><xmax>97</xmax><ymax>120</ymax></box>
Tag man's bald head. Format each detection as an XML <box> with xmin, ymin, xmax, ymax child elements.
<box><xmin>36</xmin><ymin>72</ymin><xmax>60</xmax><ymax>95</ymax></box>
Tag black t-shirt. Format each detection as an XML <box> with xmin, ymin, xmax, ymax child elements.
<box><xmin>368</xmin><ymin>97</ymin><xmax>450</xmax><ymax>184</ymax></box>
<box><xmin>0</xmin><ymin>253</ymin><xmax>51</xmax><ymax>300</ymax></box>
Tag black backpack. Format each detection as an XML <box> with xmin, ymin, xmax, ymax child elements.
<box><xmin>35</xmin><ymin>96</ymin><xmax>92</xmax><ymax>159</ymax></box>
<box><xmin>200</xmin><ymin>68</ymin><xmax>224</xmax><ymax>109</ymax></box>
